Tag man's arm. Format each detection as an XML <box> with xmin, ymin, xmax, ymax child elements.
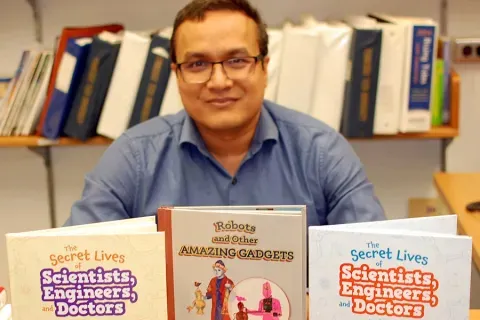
<box><xmin>317</xmin><ymin>130</ymin><xmax>386</xmax><ymax>224</ymax></box>
<box><xmin>63</xmin><ymin>134</ymin><xmax>139</xmax><ymax>226</ymax></box>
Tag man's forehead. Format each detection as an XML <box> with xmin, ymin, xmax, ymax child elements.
<box><xmin>175</xmin><ymin>11</ymin><xmax>258</xmax><ymax>55</ymax></box>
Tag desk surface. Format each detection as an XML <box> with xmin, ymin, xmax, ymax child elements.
<box><xmin>472</xmin><ymin>309</ymin><xmax>480</xmax><ymax>319</ymax></box>
<box><xmin>434</xmin><ymin>172</ymin><xmax>480</xmax><ymax>269</ymax></box>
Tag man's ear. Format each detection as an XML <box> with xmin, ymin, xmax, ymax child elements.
<box><xmin>262</xmin><ymin>56</ymin><xmax>270</xmax><ymax>70</ymax></box>
<box><xmin>171</xmin><ymin>62</ymin><xmax>181</xmax><ymax>80</ymax></box>
<box><xmin>262</xmin><ymin>56</ymin><xmax>270</xmax><ymax>88</ymax></box>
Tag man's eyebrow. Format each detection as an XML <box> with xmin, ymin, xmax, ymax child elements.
<box><xmin>182</xmin><ymin>48</ymin><xmax>251</xmax><ymax>61</ymax></box>
<box><xmin>183</xmin><ymin>51</ymin><xmax>208</xmax><ymax>61</ymax></box>
<box><xmin>224</xmin><ymin>48</ymin><xmax>250</xmax><ymax>56</ymax></box>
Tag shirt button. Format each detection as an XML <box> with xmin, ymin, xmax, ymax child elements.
<box><xmin>232</xmin><ymin>177</ymin><xmax>237</xmax><ymax>185</ymax></box>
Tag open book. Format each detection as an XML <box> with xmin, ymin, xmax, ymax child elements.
<box><xmin>308</xmin><ymin>215</ymin><xmax>472</xmax><ymax>319</ymax></box>
<box><xmin>157</xmin><ymin>205</ymin><xmax>307</xmax><ymax>320</ymax></box>
<box><xmin>0</xmin><ymin>286</ymin><xmax>10</xmax><ymax>320</ymax></box>
<box><xmin>5</xmin><ymin>216</ymin><xmax>166</xmax><ymax>319</ymax></box>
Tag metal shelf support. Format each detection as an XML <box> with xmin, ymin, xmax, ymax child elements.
<box><xmin>440</xmin><ymin>138</ymin><xmax>453</xmax><ymax>172</ymax></box>
<box><xmin>27</xmin><ymin>146</ymin><xmax>57</xmax><ymax>228</ymax></box>
<box><xmin>26</xmin><ymin>0</ymin><xmax>43</xmax><ymax>43</ymax></box>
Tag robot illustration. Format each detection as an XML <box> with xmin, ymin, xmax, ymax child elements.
<box><xmin>239</xmin><ymin>281</ymin><xmax>283</xmax><ymax>319</ymax></box>
<box><xmin>187</xmin><ymin>282</ymin><xmax>206</xmax><ymax>315</ymax></box>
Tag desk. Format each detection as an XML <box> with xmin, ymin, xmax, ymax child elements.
<box><xmin>472</xmin><ymin>309</ymin><xmax>480</xmax><ymax>319</ymax></box>
<box><xmin>434</xmin><ymin>172</ymin><xmax>480</xmax><ymax>309</ymax></box>
<box><xmin>434</xmin><ymin>173</ymin><xmax>480</xmax><ymax>269</ymax></box>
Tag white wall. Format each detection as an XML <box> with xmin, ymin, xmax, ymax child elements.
<box><xmin>0</xmin><ymin>0</ymin><xmax>478</xmax><ymax>295</ymax></box>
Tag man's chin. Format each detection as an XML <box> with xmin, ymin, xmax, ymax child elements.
<box><xmin>204</xmin><ymin>122</ymin><xmax>245</xmax><ymax>133</ymax></box>
<box><xmin>200</xmin><ymin>115</ymin><xmax>247</xmax><ymax>131</ymax></box>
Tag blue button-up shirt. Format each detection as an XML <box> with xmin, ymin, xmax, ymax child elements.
<box><xmin>64</xmin><ymin>100</ymin><xmax>385</xmax><ymax>227</ymax></box>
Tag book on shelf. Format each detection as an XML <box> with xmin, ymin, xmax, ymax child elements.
<box><xmin>0</xmin><ymin>13</ymin><xmax>458</xmax><ymax>144</ymax></box>
<box><xmin>309</xmin><ymin>215</ymin><xmax>472</xmax><ymax>319</ymax></box>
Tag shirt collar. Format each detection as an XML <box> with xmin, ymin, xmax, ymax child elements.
<box><xmin>179</xmin><ymin>103</ymin><xmax>279</xmax><ymax>152</ymax></box>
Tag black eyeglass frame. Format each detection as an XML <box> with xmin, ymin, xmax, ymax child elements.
<box><xmin>175</xmin><ymin>54</ymin><xmax>264</xmax><ymax>83</ymax></box>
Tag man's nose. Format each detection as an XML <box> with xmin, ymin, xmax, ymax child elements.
<box><xmin>207</xmin><ymin>64</ymin><xmax>232</xmax><ymax>89</ymax></box>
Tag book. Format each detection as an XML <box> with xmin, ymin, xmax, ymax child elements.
<box><xmin>301</xmin><ymin>17</ymin><xmax>352</xmax><ymax>132</ymax></box>
<box><xmin>157</xmin><ymin>205</ymin><xmax>307</xmax><ymax>320</ymax></box>
<box><xmin>368</xmin><ymin>14</ymin><xmax>438</xmax><ymax>133</ymax></box>
<box><xmin>0</xmin><ymin>286</ymin><xmax>6</xmax><ymax>310</ymax></box>
<box><xmin>42</xmin><ymin>37</ymin><xmax>93</xmax><ymax>139</ymax></box>
<box><xmin>0</xmin><ymin>304</ymin><xmax>11</xmax><ymax>320</ymax></box>
<box><xmin>5</xmin><ymin>216</ymin><xmax>167</xmax><ymax>319</ymax></box>
<box><xmin>341</xmin><ymin>18</ymin><xmax>382</xmax><ymax>138</ymax></box>
<box><xmin>309</xmin><ymin>215</ymin><xmax>472</xmax><ymax>319</ymax></box>
<box><xmin>63</xmin><ymin>31</ymin><xmax>123</xmax><ymax>141</ymax></box>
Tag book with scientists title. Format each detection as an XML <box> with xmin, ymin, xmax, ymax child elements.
<box><xmin>156</xmin><ymin>205</ymin><xmax>307</xmax><ymax>320</ymax></box>
<box><xmin>5</xmin><ymin>216</ymin><xmax>167</xmax><ymax>319</ymax></box>
<box><xmin>308</xmin><ymin>215</ymin><xmax>472</xmax><ymax>319</ymax></box>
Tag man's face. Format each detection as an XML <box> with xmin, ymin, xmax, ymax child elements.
<box><xmin>173</xmin><ymin>10</ymin><xmax>269</xmax><ymax>133</ymax></box>
<box><xmin>214</xmin><ymin>267</ymin><xmax>225</xmax><ymax>277</ymax></box>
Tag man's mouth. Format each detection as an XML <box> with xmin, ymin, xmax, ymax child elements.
<box><xmin>207</xmin><ymin>98</ymin><xmax>238</xmax><ymax>107</ymax></box>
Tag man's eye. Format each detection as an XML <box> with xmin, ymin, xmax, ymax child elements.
<box><xmin>229</xmin><ymin>58</ymin><xmax>247</xmax><ymax>64</ymax></box>
<box><xmin>226</xmin><ymin>58</ymin><xmax>250</xmax><ymax>68</ymax></box>
<box><xmin>185</xmin><ymin>61</ymin><xmax>207</xmax><ymax>69</ymax></box>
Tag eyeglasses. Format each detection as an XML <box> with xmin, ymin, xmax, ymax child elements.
<box><xmin>176</xmin><ymin>55</ymin><xmax>263</xmax><ymax>84</ymax></box>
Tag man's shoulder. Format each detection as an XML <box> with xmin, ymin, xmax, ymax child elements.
<box><xmin>264</xmin><ymin>100</ymin><xmax>338</xmax><ymax>142</ymax></box>
<box><xmin>118</xmin><ymin>111</ymin><xmax>186</xmax><ymax>145</ymax></box>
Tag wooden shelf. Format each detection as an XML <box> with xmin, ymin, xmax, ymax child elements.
<box><xmin>56</xmin><ymin>136</ymin><xmax>113</xmax><ymax>146</ymax></box>
<box><xmin>348</xmin><ymin>126</ymin><xmax>459</xmax><ymax>141</ymax></box>
<box><xmin>0</xmin><ymin>126</ymin><xmax>458</xmax><ymax>147</ymax></box>
<box><xmin>0</xmin><ymin>135</ymin><xmax>112</xmax><ymax>147</ymax></box>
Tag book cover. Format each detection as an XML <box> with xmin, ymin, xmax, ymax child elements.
<box><xmin>368</xmin><ymin>13</ymin><xmax>438</xmax><ymax>133</ymax></box>
<box><xmin>340</xmin><ymin>24</ymin><xmax>382</xmax><ymax>138</ymax></box>
<box><xmin>157</xmin><ymin>207</ymin><xmax>306</xmax><ymax>320</ymax></box>
<box><xmin>0</xmin><ymin>286</ymin><xmax>5</xmax><ymax>310</ymax></box>
<box><xmin>301</xmin><ymin>17</ymin><xmax>352</xmax><ymax>132</ymax></box>
<box><xmin>42</xmin><ymin>37</ymin><xmax>92</xmax><ymax>139</ymax></box>
<box><xmin>63</xmin><ymin>31</ymin><xmax>122</xmax><ymax>141</ymax></box>
<box><xmin>5</xmin><ymin>218</ymin><xmax>167</xmax><ymax>319</ymax></box>
<box><xmin>309</xmin><ymin>216</ymin><xmax>472</xmax><ymax>319</ymax></box>
<box><xmin>128</xmin><ymin>33</ymin><xmax>171</xmax><ymax>128</ymax></box>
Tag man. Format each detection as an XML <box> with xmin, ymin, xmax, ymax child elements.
<box><xmin>205</xmin><ymin>260</ymin><xmax>234</xmax><ymax>320</ymax></box>
<box><xmin>64</xmin><ymin>0</ymin><xmax>385</xmax><ymax>227</ymax></box>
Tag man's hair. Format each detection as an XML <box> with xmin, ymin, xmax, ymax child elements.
<box><xmin>169</xmin><ymin>0</ymin><xmax>269</xmax><ymax>63</ymax></box>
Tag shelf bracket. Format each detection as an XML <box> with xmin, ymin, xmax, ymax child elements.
<box><xmin>26</xmin><ymin>0</ymin><xmax>43</xmax><ymax>43</ymax></box>
<box><xmin>440</xmin><ymin>0</ymin><xmax>448</xmax><ymax>36</ymax></box>
<box><xmin>440</xmin><ymin>138</ymin><xmax>453</xmax><ymax>172</ymax></box>
<box><xmin>27</xmin><ymin>146</ymin><xmax>57</xmax><ymax>228</ymax></box>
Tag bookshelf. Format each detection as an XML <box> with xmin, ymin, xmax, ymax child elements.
<box><xmin>0</xmin><ymin>125</ymin><xmax>459</xmax><ymax>148</ymax></box>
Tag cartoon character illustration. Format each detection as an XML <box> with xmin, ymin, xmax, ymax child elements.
<box><xmin>204</xmin><ymin>260</ymin><xmax>234</xmax><ymax>320</ymax></box>
<box><xmin>187</xmin><ymin>282</ymin><xmax>206</xmax><ymax>315</ymax></box>
<box><xmin>233</xmin><ymin>301</ymin><xmax>249</xmax><ymax>320</ymax></box>
<box><xmin>245</xmin><ymin>282</ymin><xmax>282</xmax><ymax>319</ymax></box>
<box><xmin>0</xmin><ymin>286</ymin><xmax>6</xmax><ymax>309</ymax></box>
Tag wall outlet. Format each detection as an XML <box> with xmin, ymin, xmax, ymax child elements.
<box><xmin>452</xmin><ymin>37</ymin><xmax>480</xmax><ymax>63</ymax></box>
